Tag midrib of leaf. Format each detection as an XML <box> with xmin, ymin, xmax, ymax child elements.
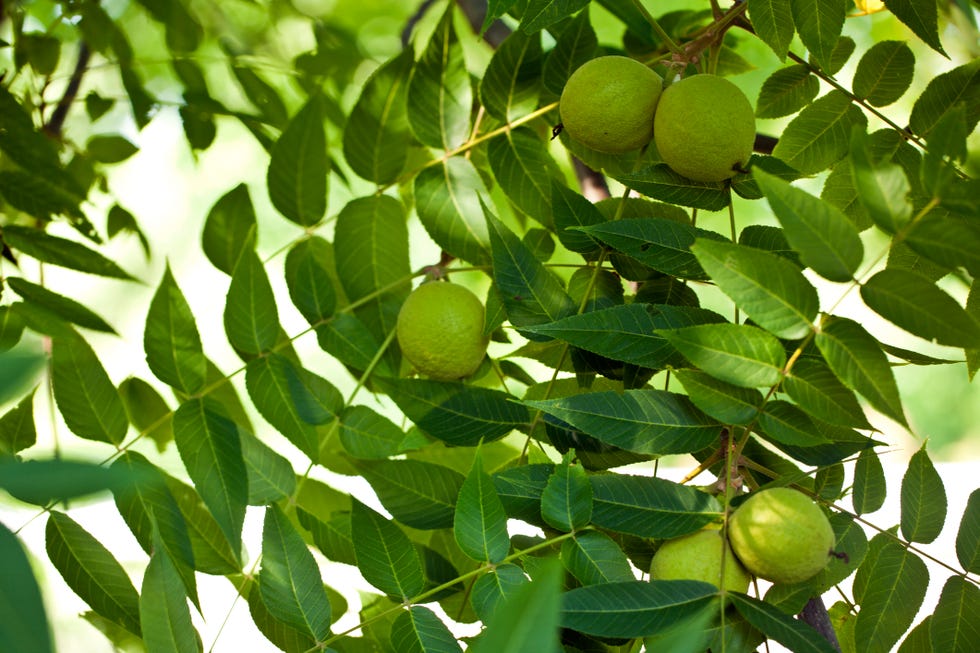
<box><xmin>858</xmin><ymin>546</ymin><xmax>922</xmax><ymax>648</ymax></box>
<box><xmin>364</xmin><ymin>515</ymin><xmax>414</xmax><ymax>597</ymax></box>
<box><xmin>442</xmin><ymin>162</ymin><xmax>485</xmax><ymax>243</ymax></box>
<box><xmin>270</xmin><ymin>516</ymin><xmax>321</xmax><ymax>638</ymax></box>
<box><xmin>59</xmin><ymin>342</ymin><xmax>119</xmax><ymax>442</ymax></box>
<box><xmin>703</xmin><ymin>251</ymin><xmax>811</xmax><ymax>325</ymax></box>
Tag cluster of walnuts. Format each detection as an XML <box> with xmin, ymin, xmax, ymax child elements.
<box><xmin>559</xmin><ymin>55</ymin><xmax>757</xmax><ymax>182</ymax></box>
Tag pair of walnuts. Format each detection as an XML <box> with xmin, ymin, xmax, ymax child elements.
<box><xmin>559</xmin><ymin>56</ymin><xmax>757</xmax><ymax>182</ymax></box>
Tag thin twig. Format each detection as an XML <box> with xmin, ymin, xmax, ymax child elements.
<box><xmin>43</xmin><ymin>42</ymin><xmax>90</xmax><ymax>138</ymax></box>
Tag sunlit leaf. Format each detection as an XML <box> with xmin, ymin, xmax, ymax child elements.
<box><xmin>908</xmin><ymin>59</ymin><xmax>979</xmax><ymax>138</ymax></box>
<box><xmin>2</xmin><ymin>225</ymin><xmax>133</xmax><ymax>280</ymax></box>
<box><xmin>6</xmin><ymin>277</ymin><xmax>115</xmax><ymax>334</ymax></box>
<box><xmin>357</xmin><ymin>458</ymin><xmax>463</xmax><ymax>530</ymax></box>
<box><xmin>487</xmin><ymin>127</ymin><xmax>562</xmax><ymax>228</ymax></box>
<box><xmin>480</xmin><ymin>29</ymin><xmax>542</xmax><ymax>121</ymax></box>
<box><xmin>852</xmin><ymin>41</ymin><xmax>915</xmax><ymax>106</ymax></box>
<box><xmin>343</xmin><ymin>50</ymin><xmax>413</xmax><ymax>185</ymax></box>
<box><xmin>470</xmin><ymin>557</ymin><xmax>562</xmax><ymax>653</ymax></box>
<box><xmin>390</xmin><ymin>605</ymin><xmax>462</xmax><ymax>653</ymax></box>
<box><xmin>883</xmin><ymin>0</ymin><xmax>946</xmax><ymax>56</ymax></box>
<box><xmin>414</xmin><ymin>158</ymin><xmax>492</xmax><ymax>265</ymax></box>
<box><xmin>756</xmin><ymin>65</ymin><xmax>819</xmax><ymax>118</ymax></box>
<box><xmin>661</xmin><ymin>323</ymin><xmax>786</xmax><ymax>388</ymax></box>
<box><xmin>407</xmin><ymin>6</ymin><xmax>471</xmax><ymax>150</ymax></box>
<box><xmin>284</xmin><ymin>237</ymin><xmax>338</xmax><ymax>325</ymax></box>
<box><xmin>541</xmin><ymin>454</ymin><xmax>592</xmax><ymax>532</ymax></box>
<box><xmin>0</xmin><ymin>389</ymin><xmax>37</xmax><ymax>455</ymax></box>
<box><xmin>783</xmin><ymin>358</ymin><xmax>871</xmax><ymax>429</ymax></box>
<box><xmin>730</xmin><ymin>592</ymin><xmax>838</xmax><ymax>653</ymax></box>
<box><xmin>139</xmin><ymin>545</ymin><xmax>199</xmax><ymax>653</ymax></box>
<box><xmin>900</xmin><ymin>444</ymin><xmax>947</xmax><ymax>544</ymax></box>
<box><xmin>756</xmin><ymin>168</ymin><xmax>864</xmax><ymax>281</ymax></box>
<box><xmin>771</xmin><ymin>91</ymin><xmax>868</xmax><ymax>175</ymax></box>
<box><xmin>956</xmin><ymin>488</ymin><xmax>980</xmax><ymax>574</ymax></box>
<box><xmin>853</xmin><ymin>535</ymin><xmax>928</xmax><ymax>653</ymax></box>
<box><xmin>561</xmin><ymin>531</ymin><xmax>634</xmax><ymax>586</ymax></box>
<box><xmin>240</xmin><ymin>430</ymin><xmax>296</xmax><ymax>505</ymax></box>
<box><xmin>790</xmin><ymin>0</ymin><xmax>845</xmax><ymax>73</ymax></box>
<box><xmin>224</xmin><ymin>249</ymin><xmax>280</xmax><ymax>357</ymax></box>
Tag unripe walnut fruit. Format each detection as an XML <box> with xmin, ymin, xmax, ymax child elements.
<box><xmin>396</xmin><ymin>282</ymin><xmax>488</xmax><ymax>381</ymax></box>
<box><xmin>653</xmin><ymin>74</ymin><xmax>756</xmax><ymax>182</ymax></box>
<box><xmin>559</xmin><ymin>56</ymin><xmax>663</xmax><ymax>154</ymax></box>
<box><xmin>649</xmin><ymin>527</ymin><xmax>751</xmax><ymax>593</ymax></box>
<box><xmin>728</xmin><ymin>487</ymin><xmax>835</xmax><ymax>585</ymax></box>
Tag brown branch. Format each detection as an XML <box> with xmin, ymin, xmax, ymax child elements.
<box><xmin>43</xmin><ymin>42</ymin><xmax>90</xmax><ymax>138</ymax></box>
<box><xmin>572</xmin><ymin>157</ymin><xmax>611</xmax><ymax>202</ymax></box>
<box><xmin>798</xmin><ymin>596</ymin><xmax>843</xmax><ymax>652</ymax></box>
<box><xmin>401</xmin><ymin>0</ymin><xmax>440</xmax><ymax>48</ymax></box>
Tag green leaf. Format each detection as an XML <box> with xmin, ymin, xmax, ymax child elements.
<box><xmin>816</xmin><ymin>316</ymin><xmax>906</xmax><ymax>426</ymax></box>
<box><xmin>1</xmin><ymin>225</ymin><xmax>133</xmax><ymax>280</ymax></box>
<box><xmin>493</xmin><ymin>464</ymin><xmax>554</xmax><ymax>524</ymax></box>
<box><xmin>561</xmin><ymin>531</ymin><xmax>635</xmax><ymax>586</ymax></box>
<box><xmin>231</xmin><ymin>65</ymin><xmax>287</xmax><ymax>127</ymax></box>
<box><xmin>521</xmin><ymin>0</ymin><xmax>590</xmax><ymax>33</ymax></box>
<box><xmin>343</xmin><ymin>49</ymin><xmax>413</xmax><ymax>185</ymax></box>
<box><xmin>930</xmin><ymin>575</ymin><xmax>980</xmax><ymax>653</ymax></box>
<box><xmin>470</xmin><ymin>557</ymin><xmax>562</xmax><ymax>653</ymax></box>
<box><xmin>783</xmin><ymin>358</ymin><xmax>871</xmax><ymax>428</ymax></box>
<box><xmin>267</xmin><ymin>95</ymin><xmax>327</xmax><ymax>226</ymax></box>
<box><xmin>900</xmin><ymin>444</ymin><xmax>947</xmax><ymax>544</ymax></box>
<box><xmin>0</xmin><ymin>457</ymin><xmax>134</xmax><ymax>507</ymax></box>
<box><xmin>526</xmin><ymin>389</ymin><xmax>719</xmax><ymax>455</ymax></box>
<box><xmin>853</xmin><ymin>448</ymin><xmax>887</xmax><ymax>515</ymax></box>
<box><xmin>224</xmin><ymin>248</ymin><xmax>280</xmax><ymax>357</ymax></box>
<box><xmin>582</xmin><ymin>218</ymin><xmax>724</xmax><ymax>281</ymax></box>
<box><xmin>334</xmin><ymin>195</ymin><xmax>411</xmax><ymax>363</ymax></box>
<box><xmin>315</xmin><ymin>314</ymin><xmax>393</xmax><ymax>376</ymax></box>
<box><xmin>260</xmin><ymin>504</ymin><xmax>332</xmax><ymax>642</ymax></box>
<box><xmin>523</xmin><ymin>303</ymin><xmax>725</xmax><ymax>370</ymax></box>
<box><xmin>110</xmin><ymin>452</ymin><xmax>198</xmax><ymax>607</ymax></box>
<box><xmin>454</xmin><ymin>449</ymin><xmax>510</xmax><ymax>563</ymax></box>
<box><xmin>45</xmin><ymin>511</ymin><xmax>141</xmax><ymax>636</ymax></box>
<box><xmin>357</xmin><ymin>458</ymin><xmax>463</xmax><ymax>530</ymax></box>
<box><xmin>172</xmin><ymin>398</ymin><xmax>247</xmax><ymax>562</ymax></box>
<box><xmin>390</xmin><ymin>605</ymin><xmax>463</xmax><ymax>653</ymax></box>
<box><xmin>139</xmin><ymin>546</ymin><xmax>199</xmax><ymax>653</ymax></box>
<box><xmin>904</xmin><ymin>214</ymin><xmax>980</xmax><ymax>278</ymax></box>
<box><xmin>854</xmin><ymin>536</ymin><xmax>929</xmax><ymax>653</ymax></box>
<box><xmin>51</xmin><ymin>329</ymin><xmax>128</xmax><ymax>444</ymax></box>
<box><xmin>550</xmin><ymin>181</ymin><xmax>603</xmax><ymax>256</ymax></box>
<box><xmin>162</xmin><ymin>474</ymin><xmax>241</xmax><ymax>575</ymax></box>
<box><xmin>758</xmin><ymin>400</ymin><xmax>832</xmax><ymax>447</ymax></box>
<box><xmin>376</xmin><ymin>377</ymin><xmax>529</xmax><ymax>447</ymax></box>
<box><xmin>470</xmin><ymin>564</ymin><xmax>528</xmax><ymax>622</ymax></box>
<box><xmin>730</xmin><ymin>592</ymin><xmax>838</xmax><ymax>653</ymax></box>
<box><xmin>340</xmin><ymin>405</ymin><xmax>415</xmax><ymax>459</ymax></box>
<box><xmin>480</xmin><ymin>29</ymin><xmax>542</xmax><ymax>121</ymax></box>
<box><xmin>611</xmin><ymin>165</ymin><xmax>731</xmax><ymax>211</ymax></box>
<box><xmin>661</xmin><ymin>323</ymin><xmax>787</xmax><ymax>388</ymax></box>
<box><xmin>908</xmin><ymin>60</ymin><xmax>980</xmax><ymax>138</ymax></box>
<box><xmin>240</xmin><ymin>430</ymin><xmax>296</xmax><ymax>504</ymax></box>
<box><xmin>407</xmin><ymin>6</ymin><xmax>472</xmax><ymax>150</ymax></box>
<box><xmin>350</xmin><ymin>499</ymin><xmax>425</xmax><ymax>600</ymax></box>
<box><xmin>6</xmin><ymin>277</ymin><xmax>115</xmax><ymax>333</ymax></box>
<box><xmin>849</xmin><ymin>128</ymin><xmax>913</xmax><ymax>234</ymax></box>
<box><xmin>883</xmin><ymin>0</ymin><xmax>946</xmax><ymax>56</ymax></box>
<box><xmin>756</xmin><ymin>65</ymin><xmax>819</xmax><ymax>119</ymax></box>
<box><xmin>852</xmin><ymin>41</ymin><xmax>915</xmax><ymax>106</ymax></box>
<box><xmin>560</xmin><ymin>580</ymin><xmax>717</xmax><ymax>638</ymax></box>
<box><xmin>118</xmin><ymin>377</ymin><xmax>173</xmax><ymax>452</ymax></box>
<box><xmin>145</xmin><ymin>265</ymin><xmax>207</xmax><ymax>394</ymax></box>
<box><xmin>673</xmin><ymin>368</ymin><xmax>764</xmax><ymax>425</ymax></box>
<box><xmin>755</xmin><ymin>168</ymin><xmax>864</xmax><ymax>282</ymax></box>
<box><xmin>956</xmin><ymin>488</ymin><xmax>980</xmax><ymax>573</ymax></box>
<box><xmin>246</xmin><ymin>354</ymin><xmax>342</xmax><ymax>460</ymax></box>
<box><xmin>540</xmin><ymin>10</ymin><xmax>597</xmax><ymax>99</ymax></box>
<box><xmin>692</xmin><ymin>238</ymin><xmax>817</xmax><ymax>339</ymax></box>
<box><xmin>747</xmin><ymin>0</ymin><xmax>795</xmax><ymax>60</ymax></box>
<box><xmin>772</xmin><ymin>90</ymin><xmax>868</xmax><ymax>175</ymax></box>
<box><xmin>541</xmin><ymin>455</ymin><xmax>592</xmax><ymax>532</ymax></box>
<box><xmin>790</xmin><ymin>0</ymin><xmax>845</xmax><ymax>73</ymax></box>
<box><xmin>414</xmin><ymin>158</ymin><xmax>492</xmax><ymax>265</ymax></box>
<box><xmin>0</xmin><ymin>521</ymin><xmax>52</xmax><ymax>653</ymax></box>
<box><xmin>0</xmin><ymin>390</ymin><xmax>36</xmax><ymax>455</ymax></box>
<box><xmin>86</xmin><ymin>134</ymin><xmax>138</xmax><ymax>163</ymax></box>
<box><xmin>284</xmin><ymin>237</ymin><xmax>338</xmax><ymax>325</ymax></box>
<box><xmin>922</xmin><ymin>104</ymin><xmax>968</xmax><ymax>197</ymax></box>
<box><xmin>0</xmin><ymin>305</ymin><xmax>25</xmax><ymax>352</ymax></box>
<box><xmin>487</xmin><ymin>127</ymin><xmax>562</xmax><ymax>228</ymax></box>
<box><xmin>201</xmin><ymin>183</ymin><xmax>257</xmax><ymax>275</ymax></box>
<box><xmin>862</xmin><ymin>269</ymin><xmax>980</xmax><ymax>348</ymax></box>
<box><xmin>106</xmin><ymin>204</ymin><xmax>150</xmax><ymax>257</ymax></box>
<box><xmin>590</xmin><ymin>475</ymin><xmax>721</xmax><ymax>538</ymax></box>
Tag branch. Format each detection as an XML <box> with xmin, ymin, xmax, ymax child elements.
<box><xmin>572</xmin><ymin>157</ymin><xmax>611</xmax><ymax>202</ymax></box>
<box><xmin>455</xmin><ymin>0</ymin><xmax>511</xmax><ymax>48</ymax></box>
<box><xmin>43</xmin><ymin>42</ymin><xmax>90</xmax><ymax>138</ymax></box>
<box><xmin>798</xmin><ymin>596</ymin><xmax>843</xmax><ymax>652</ymax></box>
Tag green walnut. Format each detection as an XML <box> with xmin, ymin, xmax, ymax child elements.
<box><xmin>728</xmin><ymin>487</ymin><xmax>836</xmax><ymax>585</ymax></box>
<box><xmin>649</xmin><ymin>527</ymin><xmax>751</xmax><ymax>593</ymax></box>
<box><xmin>653</xmin><ymin>74</ymin><xmax>756</xmax><ymax>182</ymax></box>
<box><xmin>396</xmin><ymin>281</ymin><xmax>489</xmax><ymax>381</ymax></box>
<box><xmin>559</xmin><ymin>55</ymin><xmax>663</xmax><ymax>154</ymax></box>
